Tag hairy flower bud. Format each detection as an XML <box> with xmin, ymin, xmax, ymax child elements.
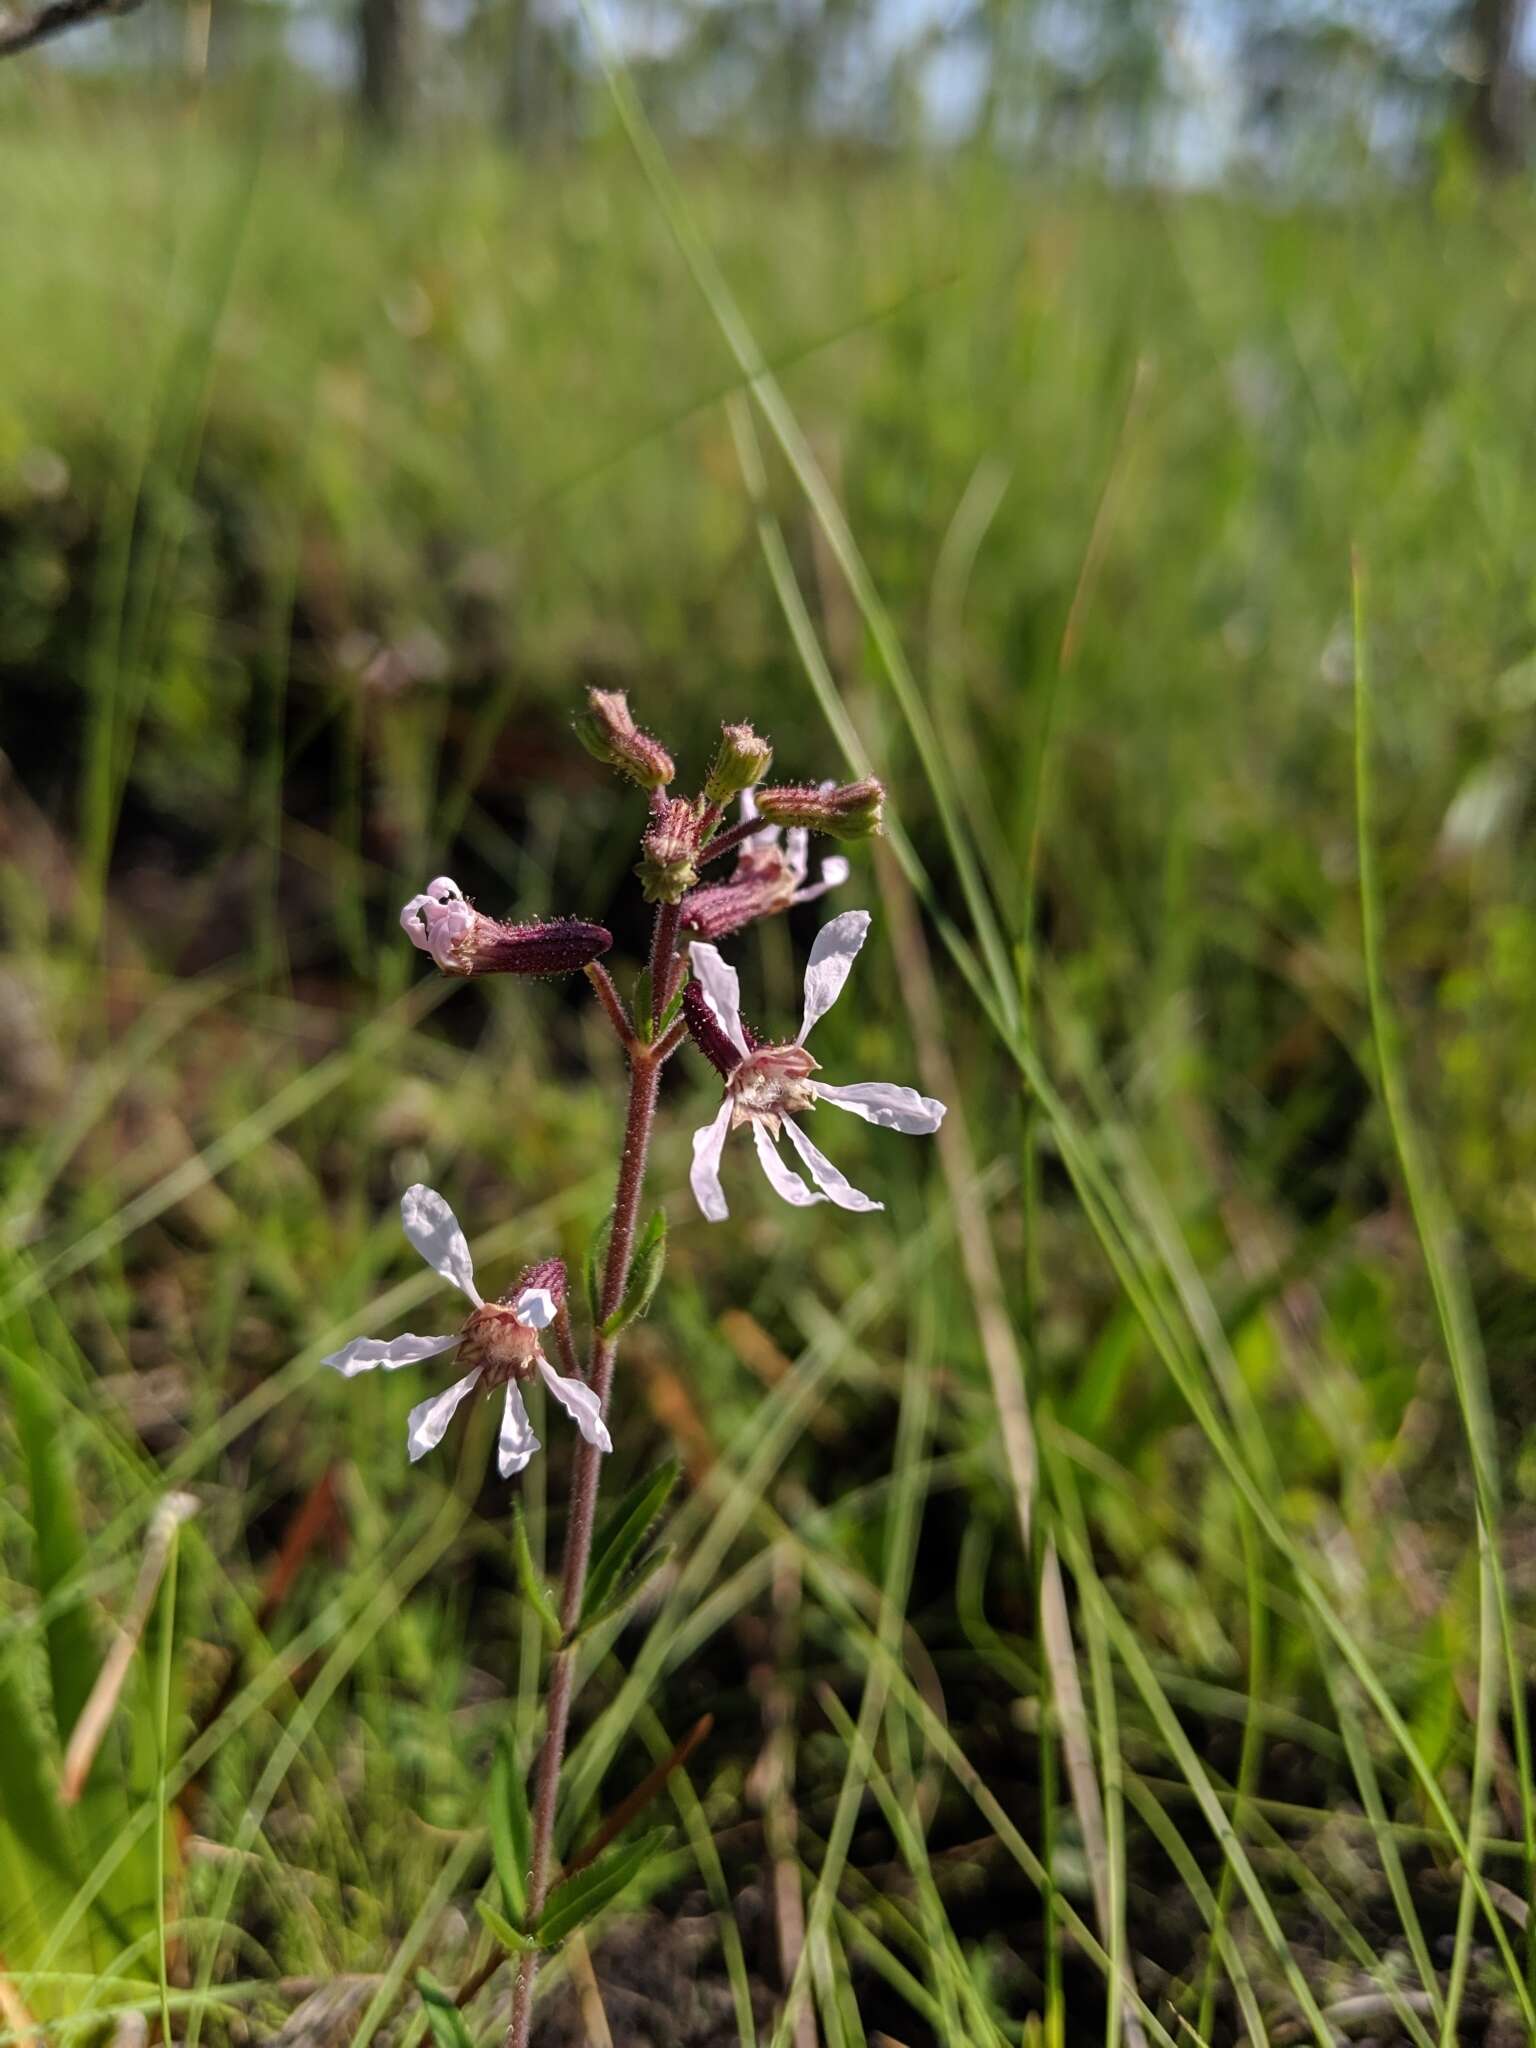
<box><xmin>401</xmin><ymin>879</ymin><xmax>611</xmax><ymax>978</ymax></box>
<box><xmin>574</xmin><ymin>688</ymin><xmax>675</xmax><ymax>790</ymax></box>
<box><xmin>752</xmin><ymin>779</ymin><xmax>885</xmax><ymax>841</ymax></box>
<box><xmin>683</xmin><ymin>977</ymin><xmax>743</xmax><ymax>1078</ymax></box>
<box><xmin>513</xmin><ymin>1257</ymin><xmax>568</xmax><ymax>1310</ymax></box>
<box><xmin>635</xmin><ymin>796</ymin><xmax>702</xmax><ymax>904</ymax></box>
<box><xmin>703</xmin><ymin>722</ymin><xmax>774</xmax><ymax>805</ymax></box>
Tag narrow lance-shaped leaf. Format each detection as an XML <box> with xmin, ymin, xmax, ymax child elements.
<box><xmin>535</xmin><ymin>1828</ymin><xmax>671</xmax><ymax>1947</ymax></box>
<box><xmin>581</xmin><ymin>1460</ymin><xmax>679</xmax><ymax>1626</ymax></box>
<box><xmin>476</xmin><ymin>1897</ymin><xmax>545</xmax><ymax>1955</ymax></box>
<box><xmin>511</xmin><ymin>1505</ymin><xmax>561</xmax><ymax>1649</ymax></box>
<box><xmin>572</xmin><ymin>1544</ymin><xmax>674</xmax><ymax>1643</ymax></box>
<box><xmin>600</xmin><ymin>1209</ymin><xmax>667</xmax><ymax>1338</ymax></box>
<box><xmin>490</xmin><ymin>1730</ymin><xmax>532</xmax><ymax>1923</ymax></box>
<box><xmin>417</xmin><ymin>1971</ymin><xmax>477</xmax><ymax>2048</ymax></box>
<box><xmin>583</xmin><ymin>1210</ymin><xmax>613</xmax><ymax>1324</ymax></box>
<box><xmin>631</xmin><ymin>967</ymin><xmax>654</xmax><ymax>1042</ymax></box>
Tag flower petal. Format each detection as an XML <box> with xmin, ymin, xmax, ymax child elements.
<box><xmin>399</xmin><ymin>895</ymin><xmax>435</xmax><ymax>951</ymax></box>
<box><xmin>751</xmin><ymin>1119</ymin><xmax>824</xmax><ymax>1207</ymax></box>
<box><xmin>514</xmin><ymin>1286</ymin><xmax>559</xmax><ymax>1331</ymax></box>
<box><xmin>797</xmin><ymin>910</ymin><xmax>871</xmax><ymax>1043</ymax></box>
<box><xmin>792</xmin><ymin>854</ymin><xmax>850</xmax><ymax>907</ymax></box>
<box><xmin>536</xmin><ymin>1355</ymin><xmax>613</xmax><ymax>1452</ymax></box>
<box><xmin>400</xmin><ymin>1184</ymin><xmax>483</xmax><ymax>1307</ymax></box>
<box><xmin>406</xmin><ymin>1365</ymin><xmax>483</xmax><ymax>1461</ymax></box>
<box><xmin>498</xmin><ymin>1384</ymin><xmax>541</xmax><ymax>1478</ymax></box>
<box><xmin>781</xmin><ymin>1116</ymin><xmax>883</xmax><ymax>1213</ymax></box>
<box><xmin>813</xmin><ymin>1081</ymin><xmax>947</xmax><ymax>1135</ymax></box>
<box><xmin>690</xmin><ymin>1098</ymin><xmax>734</xmax><ymax>1223</ymax></box>
<box><xmin>784</xmin><ymin>825</ymin><xmax>809</xmax><ymax>888</ymax></box>
<box><xmin>321</xmin><ymin>1331</ymin><xmax>463</xmax><ymax>1378</ymax></box>
<box><xmin>687</xmin><ymin>943</ymin><xmax>749</xmax><ymax>1057</ymax></box>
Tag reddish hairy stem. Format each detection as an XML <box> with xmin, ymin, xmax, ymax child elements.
<box><xmin>694</xmin><ymin>814</ymin><xmax>759</xmax><ymax>869</ymax></box>
<box><xmin>584</xmin><ymin>960</ymin><xmax>634</xmax><ymax>1049</ymax></box>
<box><xmin>505</xmin><ymin>974</ymin><xmax>667</xmax><ymax>2048</ymax></box>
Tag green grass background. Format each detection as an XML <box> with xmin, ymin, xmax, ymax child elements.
<box><xmin>5</xmin><ymin>66</ymin><xmax>1536</xmax><ymax>2045</ymax></box>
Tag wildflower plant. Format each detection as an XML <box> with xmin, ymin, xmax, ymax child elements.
<box><xmin>323</xmin><ymin>690</ymin><xmax>942</xmax><ymax>2046</ymax></box>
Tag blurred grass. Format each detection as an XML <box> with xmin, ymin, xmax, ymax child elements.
<box><xmin>5</xmin><ymin>66</ymin><xmax>1536</xmax><ymax>2047</ymax></box>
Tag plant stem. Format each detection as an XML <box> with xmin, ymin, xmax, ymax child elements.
<box><xmin>505</xmin><ymin>938</ymin><xmax>673</xmax><ymax>2047</ymax></box>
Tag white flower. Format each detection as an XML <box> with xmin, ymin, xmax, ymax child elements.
<box><xmin>741</xmin><ymin>785</ymin><xmax>852</xmax><ymax>908</ymax></box>
<box><xmin>399</xmin><ymin>876</ymin><xmax>475</xmax><ymax>973</ymax></box>
<box><xmin>321</xmin><ymin>1185</ymin><xmax>612</xmax><ymax>1478</ymax></box>
<box><xmin>680</xmin><ymin>790</ymin><xmax>850</xmax><ymax>941</ymax></box>
<box><xmin>687</xmin><ymin>910</ymin><xmax>946</xmax><ymax>1222</ymax></box>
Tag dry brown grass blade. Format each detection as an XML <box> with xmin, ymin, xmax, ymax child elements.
<box><xmin>60</xmin><ymin>1490</ymin><xmax>199</xmax><ymax>1806</ymax></box>
<box><xmin>566</xmin><ymin>1713</ymin><xmax>714</xmax><ymax>1879</ymax></box>
<box><xmin>0</xmin><ymin>1957</ymin><xmax>40</xmax><ymax>2041</ymax></box>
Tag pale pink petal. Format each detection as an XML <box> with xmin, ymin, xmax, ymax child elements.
<box><xmin>536</xmin><ymin>1355</ymin><xmax>613</xmax><ymax>1452</ymax></box>
<box><xmin>514</xmin><ymin>1286</ymin><xmax>559</xmax><ymax>1331</ymax></box>
<box><xmin>322</xmin><ymin>1331</ymin><xmax>463</xmax><ymax>1378</ymax></box>
<box><xmin>425</xmin><ymin>897</ymin><xmax>476</xmax><ymax>972</ymax></box>
<box><xmin>797</xmin><ymin>910</ymin><xmax>871</xmax><ymax>1044</ymax></box>
<box><xmin>425</xmin><ymin>875</ymin><xmax>463</xmax><ymax>900</ymax></box>
<box><xmin>750</xmin><ymin>1119</ymin><xmax>823</xmax><ymax>1207</ymax></box>
<box><xmin>399</xmin><ymin>896</ymin><xmax>435</xmax><ymax>951</ymax></box>
<box><xmin>792</xmin><ymin>855</ymin><xmax>850</xmax><ymax>908</ymax></box>
<box><xmin>739</xmin><ymin>787</ymin><xmax>773</xmax><ymax>840</ymax></box>
<box><xmin>687</xmin><ymin>943</ymin><xmax>749</xmax><ymax>1057</ymax></box>
<box><xmin>782</xmin><ymin>1117</ymin><xmax>883</xmax><ymax>1213</ymax></box>
<box><xmin>400</xmin><ymin>1184</ymin><xmax>483</xmax><ymax>1306</ymax></box>
<box><xmin>813</xmin><ymin>1081</ymin><xmax>947</xmax><ymax>1135</ymax></box>
<box><xmin>690</xmin><ymin>1099</ymin><xmax>734</xmax><ymax>1223</ymax></box>
<box><xmin>498</xmin><ymin>1384</ymin><xmax>541</xmax><ymax>1477</ymax></box>
<box><xmin>406</xmin><ymin>1365</ymin><xmax>483</xmax><ymax>1461</ymax></box>
<box><xmin>784</xmin><ymin>826</ymin><xmax>810</xmax><ymax>888</ymax></box>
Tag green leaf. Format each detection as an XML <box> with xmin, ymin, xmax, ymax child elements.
<box><xmin>489</xmin><ymin>1731</ymin><xmax>532</xmax><ymax>1922</ymax></box>
<box><xmin>476</xmin><ymin>1897</ymin><xmax>545</xmax><ymax>1955</ymax></box>
<box><xmin>655</xmin><ymin>981</ymin><xmax>687</xmax><ymax>1038</ymax></box>
<box><xmin>510</xmin><ymin>1505</ymin><xmax>561</xmax><ymax>1649</ymax></box>
<box><xmin>535</xmin><ymin>1829</ymin><xmax>670</xmax><ymax>1947</ymax></box>
<box><xmin>416</xmin><ymin>1970</ymin><xmax>477</xmax><ymax>2048</ymax></box>
<box><xmin>572</xmin><ymin>1544</ymin><xmax>674</xmax><ymax>1642</ymax></box>
<box><xmin>581</xmin><ymin>1460</ymin><xmax>679</xmax><ymax>1626</ymax></box>
<box><xmin>631</xmin><ymin>967</ymin><xmax>654</xmax><ymax>1042</ymax></box>
<box><xmin>0</xmin><ymin>1339</ymin><xmax>98</xmax><ymax>1742</ymax></box>
<box><xmin>599</xmin><ymin>1210</ymin><xmax>667</xmax><ymax>1338</ymax></box>
<box><xmin>583</xmin><ymin>1211</ymin><xmax>613</xmax><ymax>1324</ymax></box>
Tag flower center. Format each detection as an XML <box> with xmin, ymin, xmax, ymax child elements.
<box><xmin>728</xmin><ymin>1044</ymin><xmax>819</xmax><ymax>1132</ymax></box>
<box><xmin>457</xmin><ymin>1302</ymin><xmax>542</xmax><ymax>1387</ymax></box>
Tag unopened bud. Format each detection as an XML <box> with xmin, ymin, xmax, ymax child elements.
<box><xmin>401</xmin><ymin>879</ymin><xmax>611</xmax><ymax>978</ymax></box>
<box><xmin>752</xmin><ymin>778</ymin><xmax>884</xmax><ymax>841</ymax></box>
<box><xmin>703</xmin><ymin>722</ymin><xmax>774</xmax><ymax>805</ymax></box>
<box><xmin>574</xmin><ymin>688</ymin><xmax>674</xmax><ymax>790</ymax></box>
<box><xmin>513</xmin><ymin>1256</ymin><xmax>568</xmax><ymax>1310</ymax></box>
<box><xmin>683</xmin><ymin>978</ymin><xmax>743</xmax><ymax>1078</ymax></box>
<box><xmin>635</xmin><ymin>796</ymin><xmax>701</xmax><ymax>904</ymax></box>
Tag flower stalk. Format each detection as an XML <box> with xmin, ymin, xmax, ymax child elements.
<box><xmin>506</xmin><ymin>911</ymin><xmax>672</xmax><ymax>2048</ymax></box>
